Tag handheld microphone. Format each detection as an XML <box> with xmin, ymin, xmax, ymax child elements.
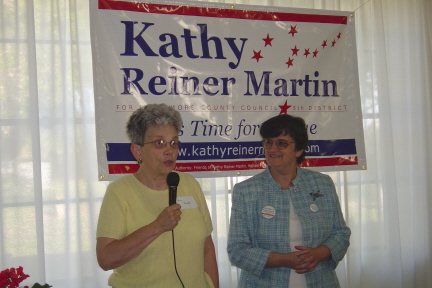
<box><xmin>167</xmin><ymin>172</ymin><xmax>180</xmax><ymax>206</ymax></box>
<box><xmin>166</xmin><ymin>171</ymin><xmax>185</xmax><ymax>287</ymax></box>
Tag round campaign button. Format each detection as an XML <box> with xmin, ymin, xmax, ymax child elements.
<box><xmin>262</xmin><ymin>206</ymin><xmax>276</xmax><ymax>219</ymax></box>
<box><xmin>310</xmin><ymin>204</ymin><xmax>318</xmax><ymax>212</ymax></box>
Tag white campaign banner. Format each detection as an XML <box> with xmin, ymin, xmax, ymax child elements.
<box><xmin>90</xmin><ymin>0</ymin><xmax>366</xmax><ymax>181</ymax></box>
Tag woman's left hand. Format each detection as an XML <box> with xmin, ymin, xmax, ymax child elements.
<box><xmin>293</xmin><ymin>245</ymin><xmax>331</xmax><ymax>274</ymax></box>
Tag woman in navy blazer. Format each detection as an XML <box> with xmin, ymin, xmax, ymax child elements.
<box><xmin>228</xmin><ymin>114</ymin><xmax>350</xmax><ymax>288</ymax></box>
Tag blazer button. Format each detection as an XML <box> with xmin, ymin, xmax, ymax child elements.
<box><xmin>303</xmin><ymin>236</ymin><xmax>310</xmax><ymax>241</ymax></box>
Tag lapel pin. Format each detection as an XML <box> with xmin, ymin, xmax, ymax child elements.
<box><xmin>310</xmin><ymin>190</ymin><xmax>324</xmax><ymax>201</ymax></box>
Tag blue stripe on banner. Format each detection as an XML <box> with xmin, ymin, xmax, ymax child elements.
<box><xmin>106</xmin><ymin>139</ymin><xmax>357</xmax><ymax>161</ymax></box>
<box><xmin>106</xmin><ymin>143</ymin><xmax>134</xmax><ymax>161</ymax></box>
<box><xmin>307</xmin><ymin>139</ymin><xmax>357</xmax><ymax>156</ymax></box>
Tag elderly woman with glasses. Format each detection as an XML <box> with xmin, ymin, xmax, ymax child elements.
<box><xmin>96</xmin><ymin>103</ymin><xmax>219</xmax><ymax>288</ymax></box>
<box><xmin>227</xmin><ymin>114</ymin><xmax>350</xmax><ymax>288</ymax></box>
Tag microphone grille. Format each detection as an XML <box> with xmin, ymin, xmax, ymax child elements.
<box><xmin>166</xmin><ymin>172</ymin><xmax>180</xmax><ymax>186</ymax></box>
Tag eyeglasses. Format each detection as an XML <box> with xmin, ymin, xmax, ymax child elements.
<box><xmin>262</xmin><ymin>139</ymin><xmax>295</xmax><ymax>150</ymax></box>
<box><xmin>143</xmin><ymin>139</ymin><xmax>181</xmax><ymax>149</ymax></box>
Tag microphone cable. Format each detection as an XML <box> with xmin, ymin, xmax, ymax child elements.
<box><xmin>167</xmin><ymin>172</ymin><xmax>184</xmax><ymax>287</ymax></box>
<box><xmin>171</xmin><ymin>230</ymin><xmax>185</xmax><ymax>288</ymax></box>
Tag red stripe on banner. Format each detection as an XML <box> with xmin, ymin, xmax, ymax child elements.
<box><xmin>108</xmin><ymin>157</ymin><xmax>357</xmax><ymax>174</ymax></box>
<box><xmin>108</xmin><ymin>163</ymin><xmax>140</xmax><ymax>174</ymax></box>
<box><xmin>108</xmin><ymin>160</ymin><xmax>267</xmax><ymax>174</ymax></box>
<box><xmin>174</xmin><ymin>160</ymin><xmax>267</xmax><ymax>172</ymax></box>
<box><xmin>300</xmin><ymin>156</ymin><xmax>358</xmax><ymax>167</ymax></box>
<box><xmin>98</xmin><ymin>0</ymin><xmax>348</xmax><ymax>24</ymax></box>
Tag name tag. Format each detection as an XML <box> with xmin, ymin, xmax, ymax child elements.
<box><xmin>177</xmin><ymin>196</ymin><xmax>198</xmax><ymax>209</ymax></box>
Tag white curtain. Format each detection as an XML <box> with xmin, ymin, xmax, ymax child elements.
<box><xmin>1</xmin><ymin>0</ymin><xmax>431</xmax><ymax>287</ymax></box>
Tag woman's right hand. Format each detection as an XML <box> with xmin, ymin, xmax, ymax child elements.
<box><xmin>154</xmin><ymin>204</ymin><xmax>182</xmax><ymax>232</ymax></box>
<box><xmin>97</xmin><ymin>203</ymin><xmax>183</xmax><ymax>270</ymax></box>
<box><xmin>285</xmin><ymin>250</ymin><xmax>311</xmax><ymax>270</ymax></box>
<box><xmin>266</xmin><ymin>249</ymin><xmax>310</xmax><ymax>269</ymax></box>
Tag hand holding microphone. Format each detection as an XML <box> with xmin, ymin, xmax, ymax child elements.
<box><xmin>155</xmin><ymin>172</ymin><xmax>182</xmax><ymax>232</ymax></box>
<box><xmin>156</xmin><ymin>205</ymin><xmax>181</xmax><ymax>232</ymax></box>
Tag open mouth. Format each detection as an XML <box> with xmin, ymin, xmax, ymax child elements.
<box><xmin>269</xmin><ymin>154</ymin><xmax>281</xmax><ymax>158</ymax></box>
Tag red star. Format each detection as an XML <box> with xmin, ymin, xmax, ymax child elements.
<box><xmin>285</xmin><ymin>57</ymin><xmax>294</xmax><ymax>68</ymax></box>
<box><xmin>279</xmin><ymin>100</ymin><xmax>292</xmax><ymax>115</ymax></box>
<box><xmin>291</xmin><ymin>45</ymin><xmax>300</xmax><ymax>56</ymax></box>
<box><xmin>263</xmin><ymin>34</ymin><xmax>274</xmax><ymax>47</ymax></box>
<box><xmin>337</xmin><ymin>32</ymin><xmax>342</xmax><ymax>39</ymax></box>
<box><xmin>313</xmin><ymin>49</ymin><xmax>319</xmax><ymax>57</ymax></box>
<box><xmin>321</xmin><ymin>40</ymin><xmax>327</xmax><ymax>49</ymax></box>
<box><xmin>288</xmin><ymin>25</ymin><xmax>298</xmax><ymax>37</ymax></box>
<box><xmin>252</xmin><ymin>50</ymin><xmax>263</xmax><ymax>62</ymax></box>
<box><xmin>332</xmin><ymin>39</ymin><xmax>337</xmax><ymax>47</ymax></box>
<box><xmin>303</xmin><ymin>48</ymin><xmax>311</xmax><ymax>58</ymax></box>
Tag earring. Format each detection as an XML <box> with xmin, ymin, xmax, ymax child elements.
<box><xmin>137</xmin><ymin>158</ymin><xmax>142</xmax><ymax>164</ymax></box>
